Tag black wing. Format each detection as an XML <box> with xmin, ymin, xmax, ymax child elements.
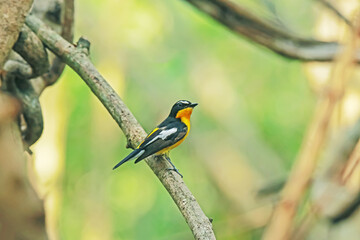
<box><xmin>134</xmin><ymin>119</ymin><xmax>187</xmax><ymax>163</ymax></box>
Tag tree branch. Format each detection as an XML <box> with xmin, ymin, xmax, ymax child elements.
<box><xmin>182</xmin><ymin>0</ymin><xmax>360</xmax><ymax>62</ymax></box>
<box><xmin>13</xmin><ymin>25</ymin><xmax>50</xmax><ymax>77</ymax></box>
<box><xmin>25</xmin><ymin>14</ymin><xmax>215</xmax><ymax>240</ymax></box>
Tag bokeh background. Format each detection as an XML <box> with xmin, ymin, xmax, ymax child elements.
<box><xmin>29</xmin><ymin>0</ymin><xmax>360</xmax><ymax>239</ymax></box>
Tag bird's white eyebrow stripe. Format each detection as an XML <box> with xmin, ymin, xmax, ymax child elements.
<box><xmin>178</xmin><ymin>100</ymin><xmax>190</xmax><ymax>104</ymax></box>
<box><xmin>144</xmin><ymin>128</ymin><xmax>177</xmax><ymax>146</ymax></box>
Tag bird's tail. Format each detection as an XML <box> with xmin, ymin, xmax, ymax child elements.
<box><xmin>113</xmin><ymin>149</ymin><xmax>145</xmax><ymax>170</ymax></box>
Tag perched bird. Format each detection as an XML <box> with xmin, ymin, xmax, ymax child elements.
<box><xmin>113</xmin><ymin>100</ymin><xmax>198</xmax><ymax>177</ymax></box>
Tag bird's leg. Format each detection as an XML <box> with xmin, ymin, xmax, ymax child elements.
<box><xmin>164</xmin><ymin>154</ymin><xmax>183</xmax><ymax>178</ymax></box>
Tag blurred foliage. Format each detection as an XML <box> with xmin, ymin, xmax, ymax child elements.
<box><xmin>34</xmin><ymin>0</ymin><xmax>319</xmax><ymax>239</ymax></box>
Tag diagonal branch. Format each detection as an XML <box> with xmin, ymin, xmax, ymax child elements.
<box><xmin>317</xmin><ymin>0</ymin><xmax>352</xmax><ymax>27</ymax></box>
<box><xmin>25</xmin><ymin>14</ymin><xmax>215</xmax><ymax>240</ymax></box>
<box><xmin>182</xmin><ymin>0</ymin><xmax>360</xmax><ymax>62</ymax></box>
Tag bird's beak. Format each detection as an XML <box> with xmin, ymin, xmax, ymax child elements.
<box><xmin>190</xmin><ymin>103</ymin><xmax>198</xmax><ymax>108</ymax></box>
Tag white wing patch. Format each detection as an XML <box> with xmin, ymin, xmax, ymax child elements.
<box><xmin>145</xmin><ymin>128</ymin><xmax>177</xmax><ymax>146</ymax></box>
<box><xmin>133</xmin><ymin>149</ymin><xmax>145</xmax><ymax>159</ymax></box>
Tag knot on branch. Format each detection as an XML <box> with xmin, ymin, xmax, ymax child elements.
<box><xmin>76</xmin><ymin>37</ymin><xmax>91</xmax><ymax>55</ymax></box>
<box><xmin>13</xmin><ymin>25</ymin><xmax>50</xmax><ymax>77</ymax></box>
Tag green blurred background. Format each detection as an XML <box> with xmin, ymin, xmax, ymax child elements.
<box><xmin>33</xmin><ymin>0</ymin><xmax>318</xmax><ymax>239</ymax></box>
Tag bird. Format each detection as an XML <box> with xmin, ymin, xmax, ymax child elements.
<box><xmin>112</xmin><ymin>100</ymin><xmax>198</xmax><ymax>177</ymax></box>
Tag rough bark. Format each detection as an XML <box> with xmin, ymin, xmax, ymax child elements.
<box><xmin>0</xmin><ymin>0</ymin><xmax>34</xmax><ymax>68</ymax></box>
<box><xmin>13</xmin><ymin>25</ymin><xmax>49</xmax><ymax>77</ymax></box>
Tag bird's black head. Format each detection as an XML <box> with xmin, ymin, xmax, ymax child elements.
<box><xmin>169</xmin><ymin>100</ymin><xmax>198</xmax><ymax>118</ymax></box>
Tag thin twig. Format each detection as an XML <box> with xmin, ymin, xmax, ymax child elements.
<box><xmin>341</xmin><ymin>139</ymin><xmax>360</xmax><ymax>183</ymax></box>
<box><xmin>317</xmin><ymin>0</ymin><xmax>353</xmax><ymax>28</ymax></box>
<box><xmin>25</xmin><ymin>14</ymin><xmax>215</xmax><ymax>240</ymax></box>
<box><xmin>182</xmin><ymin>0</ymin><xmax>360</xmax><ymax>62</ymax></box>
<box><xmin>262</xmin><ymin>13</ymin><xmax>360</xmax><ymax>240</ymax></box>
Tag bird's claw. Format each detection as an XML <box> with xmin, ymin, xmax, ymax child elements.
<box><xmin>167</xmin><ymin>168</ymin><xmax>183</xmax><ymax>178</ymax></box>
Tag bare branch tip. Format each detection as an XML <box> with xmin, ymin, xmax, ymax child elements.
<box><xmin>76</xmin><ymin>37</ymin><xmax>91</xmax><ymax>55</ymax></box>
